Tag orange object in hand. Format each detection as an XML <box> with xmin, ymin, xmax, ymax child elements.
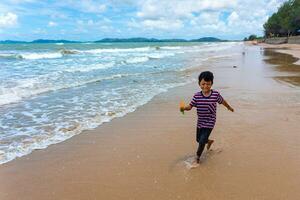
<box><xmin>180</xmin><ymin>101</ymin><xmax>185</xmax><ymax>114</ymax></box>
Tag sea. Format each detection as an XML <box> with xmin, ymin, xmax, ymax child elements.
<box><xmin>0</xmin><ymin>41</ymin><xmax>240</xmax><ymax>164</ymax></box>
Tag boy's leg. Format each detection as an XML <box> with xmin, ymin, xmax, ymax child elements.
<box><xmin>196</xmin><ymin>128</ymin><xmax>207</xmax><ymax>161</ymax></box>
<box><xmin>207</xmin><ymin>140</ymin><xmax>214</xmax><ymax>150</ymax></box>
<box><xmin>196</xmin><ymin>128</ymin><xmax>213</xmax><ymax>161</ymax></box>
<box><xmin>196</xmin><ymin>128</ymin><xmax>201</xmax><ymax>163</ymax></box>
<box><xmin>206</xmin><ymin>129</ymin><xmax>213</xmax><ymax>150</ymax></box>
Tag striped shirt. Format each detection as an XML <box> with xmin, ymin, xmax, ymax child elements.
<box><xmin>190</xmin><ymin>90</ymin><xmax>224</xmax><ymax>128</ymax></box>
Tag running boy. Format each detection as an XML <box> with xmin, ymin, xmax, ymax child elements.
<box><xmin>180</xmin><ymin>71</ymin><xmax>234</xmax><ymax>163</ymax></box>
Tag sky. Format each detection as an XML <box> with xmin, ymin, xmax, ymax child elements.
<box><xmin>0</xmin><ymin>0</ymin><xmax>287</xmax><ymax>41</ymax></box>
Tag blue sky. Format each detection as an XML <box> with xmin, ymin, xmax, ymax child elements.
<box><xmin>0</xmin><ymin>0</ymin><xmax>286</xmax><ymax>41</ymax></box>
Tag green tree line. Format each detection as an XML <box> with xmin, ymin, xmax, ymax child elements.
<box><xmin>264</xmin><ymin>0</ymin><xmax>300</xmax><ymax>37</ymax></box>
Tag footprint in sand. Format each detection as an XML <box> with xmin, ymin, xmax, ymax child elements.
<box><xmin>207</xmin><ymin>148</ymin><xmax>223</xmax><ymax>155</ymax></box>
<box><xmin>184</xmin><ymin>157</ymin><xmax>199</xmax><ymax>169</ymax></box>
<box><xmin>183</xmin><ymin>148</ymin><xmax>224</xmax><ymax>169</ymax></box>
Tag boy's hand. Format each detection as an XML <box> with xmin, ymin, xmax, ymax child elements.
<box><xmin>180</xmin><ymin>107</ymin><xmax>185</xmax><ymax>113</ymax></box>
<box><xmin>228</xmin><ymin>107</ymin><xmax>234</xmax><ymax>112</ymax></box>
<box><xmin>179</xmin><ymin>101</ymin><xmax>185</xmax><ymax>114</ymax></box>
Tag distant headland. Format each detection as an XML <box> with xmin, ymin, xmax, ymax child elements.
<box><xmin>0</xmin><ymin>37</ymin><xmax>228</xmax><ymax>44</ymax></box>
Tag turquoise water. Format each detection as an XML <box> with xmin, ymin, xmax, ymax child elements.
<box><xmin>0</xmin><ymin>42</ymin><xmax>239</xmax><ymax>164</ymax></box>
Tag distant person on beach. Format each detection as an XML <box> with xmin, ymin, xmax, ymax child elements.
<box><xmin>180</xmin><ymin>71</ymin><xmax>234</xmax><ymax>163</ymax></box>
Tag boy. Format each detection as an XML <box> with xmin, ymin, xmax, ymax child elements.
<box><xmin>180</xmin><ymin>71</ymin><xmax>234</xmax><ymax>163</ymax></box>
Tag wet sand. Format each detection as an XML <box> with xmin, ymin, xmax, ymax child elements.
<box><xmin>259</xmin><ymin>43</ymin><xmax>300</xmax><ymax>65</ymax></box>
<box><xmin>1</xmin><ymin>45</ymin><xmax>300</xmax><ymax>200</ymax></box>
<box><xmin>260</xmin><ymin>43</ymin><xmax>300</xmax><ymax>86</ymax></box>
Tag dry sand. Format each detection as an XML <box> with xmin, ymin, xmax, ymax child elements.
<box><xmin>0</xmin><ymin>44</ymin><xmax>300</xmax><ymax>200</ymax></box>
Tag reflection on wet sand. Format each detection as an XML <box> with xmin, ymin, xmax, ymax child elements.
<box><xmin>263</xmin><ymin>49</ymin><xmax>300</xmax><ymax>86</ymax></box>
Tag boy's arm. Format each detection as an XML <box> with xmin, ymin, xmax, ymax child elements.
<box><xmin>184</xmin><ymin>104</ymin><xmax>192</xmax><ymax>111</ymax></box>
<box><xmin>222</xmin><ymin>100</ymin><xmax>234</xmax><ymax>112</ymax></box>
<box><xmin>180</xmin><ymin>104</ymin><xmax>192</xmax><ymax>112</ymax></box>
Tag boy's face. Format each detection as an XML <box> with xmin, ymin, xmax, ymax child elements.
<box><xmin>199</xmin><ymin>79</ymin><xmax>212</xmax><ymax>93</ymax></box>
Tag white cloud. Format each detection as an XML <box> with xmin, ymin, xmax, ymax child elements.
<box><xmin>81</xmin><ymin>2</ymin><xmax>106</xmax><ymax>13</ymax></box>
<box><xmin>87</xmin><ymin>20</ymin><xmax>94</xmax><ymax>25</ymax></box>
<box><xmin>48</xmin><ymin>21</ymin><xmax>57</xmax><ymax>27</ymax></box>
<box><xmin>227</xmin><ymin>11</ymin><xmax>239</xmax><ymax>26</ymax></box>
<box><xmin>76</xmin><ymin>18</ymin><xmax>110</xmax><ymax>27</ymax></box>
<box><xmin>266</xmin><ymin>0</ymin><xmax>285</xmax><ymax>13</ymax></box>
<box><xmin>141</xmin><ymin>18</ymin><xmax>183</xmax><ymax>30</ymax></box>
<box><xmin>75</xmin><ymin>18</ymin><xmax>115</xmax><ymax>34</ymax></box>
<box><xmin>57</xmin><ymin>0</ymin><xmax>107</xmax><ymax>14</ymax></box>
<box><xmin>133</xmin><ymin>0</ymin><xmax>289</xmax><ymax>38</ymax></box>
<box><xmin>191</xmin><ymin>12</ymin><xmax>221</xmax><ymax>25</ymax></box>
<box><xmin>0</xmin><ymin>12</ymin><xmax>18</xmax><ymax>28</ymax></box>
<box><xmin>8</xmin><ymin>0</ymin><xmax>37</xmax><ymax>3</ymax></box>
<box><xmin>128</xmin><ymin>17</ymin><xmax>183</xmax><ymax>31</ymax></box>
<box><xmin>191</xmin><ymin>19</ymin><xmax>227</xmax><ymax>34</ymax></box>
<box><xmin>137</xmin><ymin>0</ymin><xmax>237</xmax><ymax>19</ymax></box>
<box><xmin>50</xmin><ymin>12</ymin><xmax>69</xmax><ymax>20</ymax></box>
<box><xmin>33</xmin><ymin>28</ymin><xmax>46</xmax><ymax>34</ymax></box>
<box><xmin>134</xmin><ymin>0</ymin><xmax>236</xmax><ymax>32</ymax></box>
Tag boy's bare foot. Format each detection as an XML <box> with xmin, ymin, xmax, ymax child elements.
<box><xmin>207</xmin><ymin>140</ymin><xmax>214</xmax><ymax>150</ymax></box>
<box><xmin>196</xmin><ymin>156</ymin><xmax>200</xmax><ymax>164</ymax></box>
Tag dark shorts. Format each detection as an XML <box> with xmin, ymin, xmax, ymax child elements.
<box><xmin>196</xmin><ymin>127</ymin><xmax>213</xmax><ymax>144</ymax></box>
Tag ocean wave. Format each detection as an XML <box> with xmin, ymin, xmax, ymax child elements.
<box><xmin>0</xmin><ymin>49</ymin><xmax>78</xmax><ymax>60</ymax></box>
<box><xmin>160</xmin><ymin>46</ymin><xmax>182</xmax><ymax>50</ymax></box>
<box><xmin>83</xmin><ymin>47</ymin><xmax>152</xmax><ymax>54</ymax></box>
<box><xmin>21</xmin><ymin>52</ymin><xmax>63</xmax><ymax>60</ymax></box>
<box><xmin>147</xmin><ymin>52</ymin><xmax>175</xmax><ymax>59</ymax></box>
<box><xmin>0</xmin><ymin>73</ymin><xmax>135</xmax><ymax>106</ymax></box>
<box><xmin>64</xmin><ymin>62</ymin><xmax>115</xmax><ymax>73</ymax></box>
<box><xmin>0</xmin><ymin>53</ymin><xmax>23</xmax><ymax>60</ymax></box>
<box><xmin>124</xmin><ymin>52</ymin><xmax>176</xmax><ymax>64</ymax></box>
<box><xmin>59</xmin><ymin>49</ymin><xmax>78</xmax><ymax>55</ymax></box>
<box><xmin>0</xmin><ymin>80</ymin><xmax>190</xmax><ymax>165</ymax></box>
<box><xmin>0</xmin><ymin>52</ymin><xmax>63</xmax><ymax>60</ymax></box>
<box><xmin>182</xmin><ymin>44</ymin><xmax>236</xmax><ymax>53</ymax></box>
<box><xmin>125</xmin><ymin>56</ymin><xmax>149</xmax><ymax>64</ymax></box>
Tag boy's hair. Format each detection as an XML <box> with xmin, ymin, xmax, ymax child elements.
<box><xmin>198</xmin><ymin>71</ymin><xmax>214</xmax><ymax>84</ymax></box>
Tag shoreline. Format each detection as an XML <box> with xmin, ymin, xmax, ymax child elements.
<box><xmin>1</xmin><ymin>45</ymin><xmax>300</xmax><ymax>199</ymax></box>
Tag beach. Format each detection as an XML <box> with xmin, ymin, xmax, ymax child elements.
<box><xmin>0</xmin><ymin>44</ymin><xmax>300</xmax><ymax>200</ymax></box>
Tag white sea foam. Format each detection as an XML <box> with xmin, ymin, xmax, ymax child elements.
<box><xmin>148</xmin><ymin>52</ymin><xmax>175</xmax><ymax>59</ymax></box>
<box><xmin>0</xmin><ymin>53</ymin><xmax>23</xmax><ymax>59</ymax></box>
<box><xmin>124</xmin><ymin>52</ymin><xmax>175</xmax><ymax>63</ymax></box>
<box><xmin>160</xmin><ymin>46</ymin><xmax>182</xmax><ymax>50</ymax></box>
<box><xmin>64</xmin><ymin>62</ymin><xmax>115</xmax><ymax>73</ymax></box>
<box><xmin>0</xmin><ymin>73</ymin><xmax>134</xmax><ymax>106</ymax></box>
<box><xmin>83</xmin><ymin>47</ymin><xmax>152</xmax><ymax>54</ymax></box>
<box><xmin>21</xmin><ymin>52</ymin><xmax>63</xmax><ymax>60</ymax></box>
<box><xmin>0</xmin><ymin>51</ymin><xmax>68</xmax><ymax>60</ymax></box>
<box><xmin>0</xmin><ymin>50</ymin><xmax>74</xmax><ymax>60</ymax></box>
<box><xmin>0</xmin><ymin>80</ymin><xmax>189</xmax><ymax>165</ymax></box>
<box><xmin>126</xmin><ymin>56</ymin><xmax>149</xmax><ymax>64</ymax></box>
